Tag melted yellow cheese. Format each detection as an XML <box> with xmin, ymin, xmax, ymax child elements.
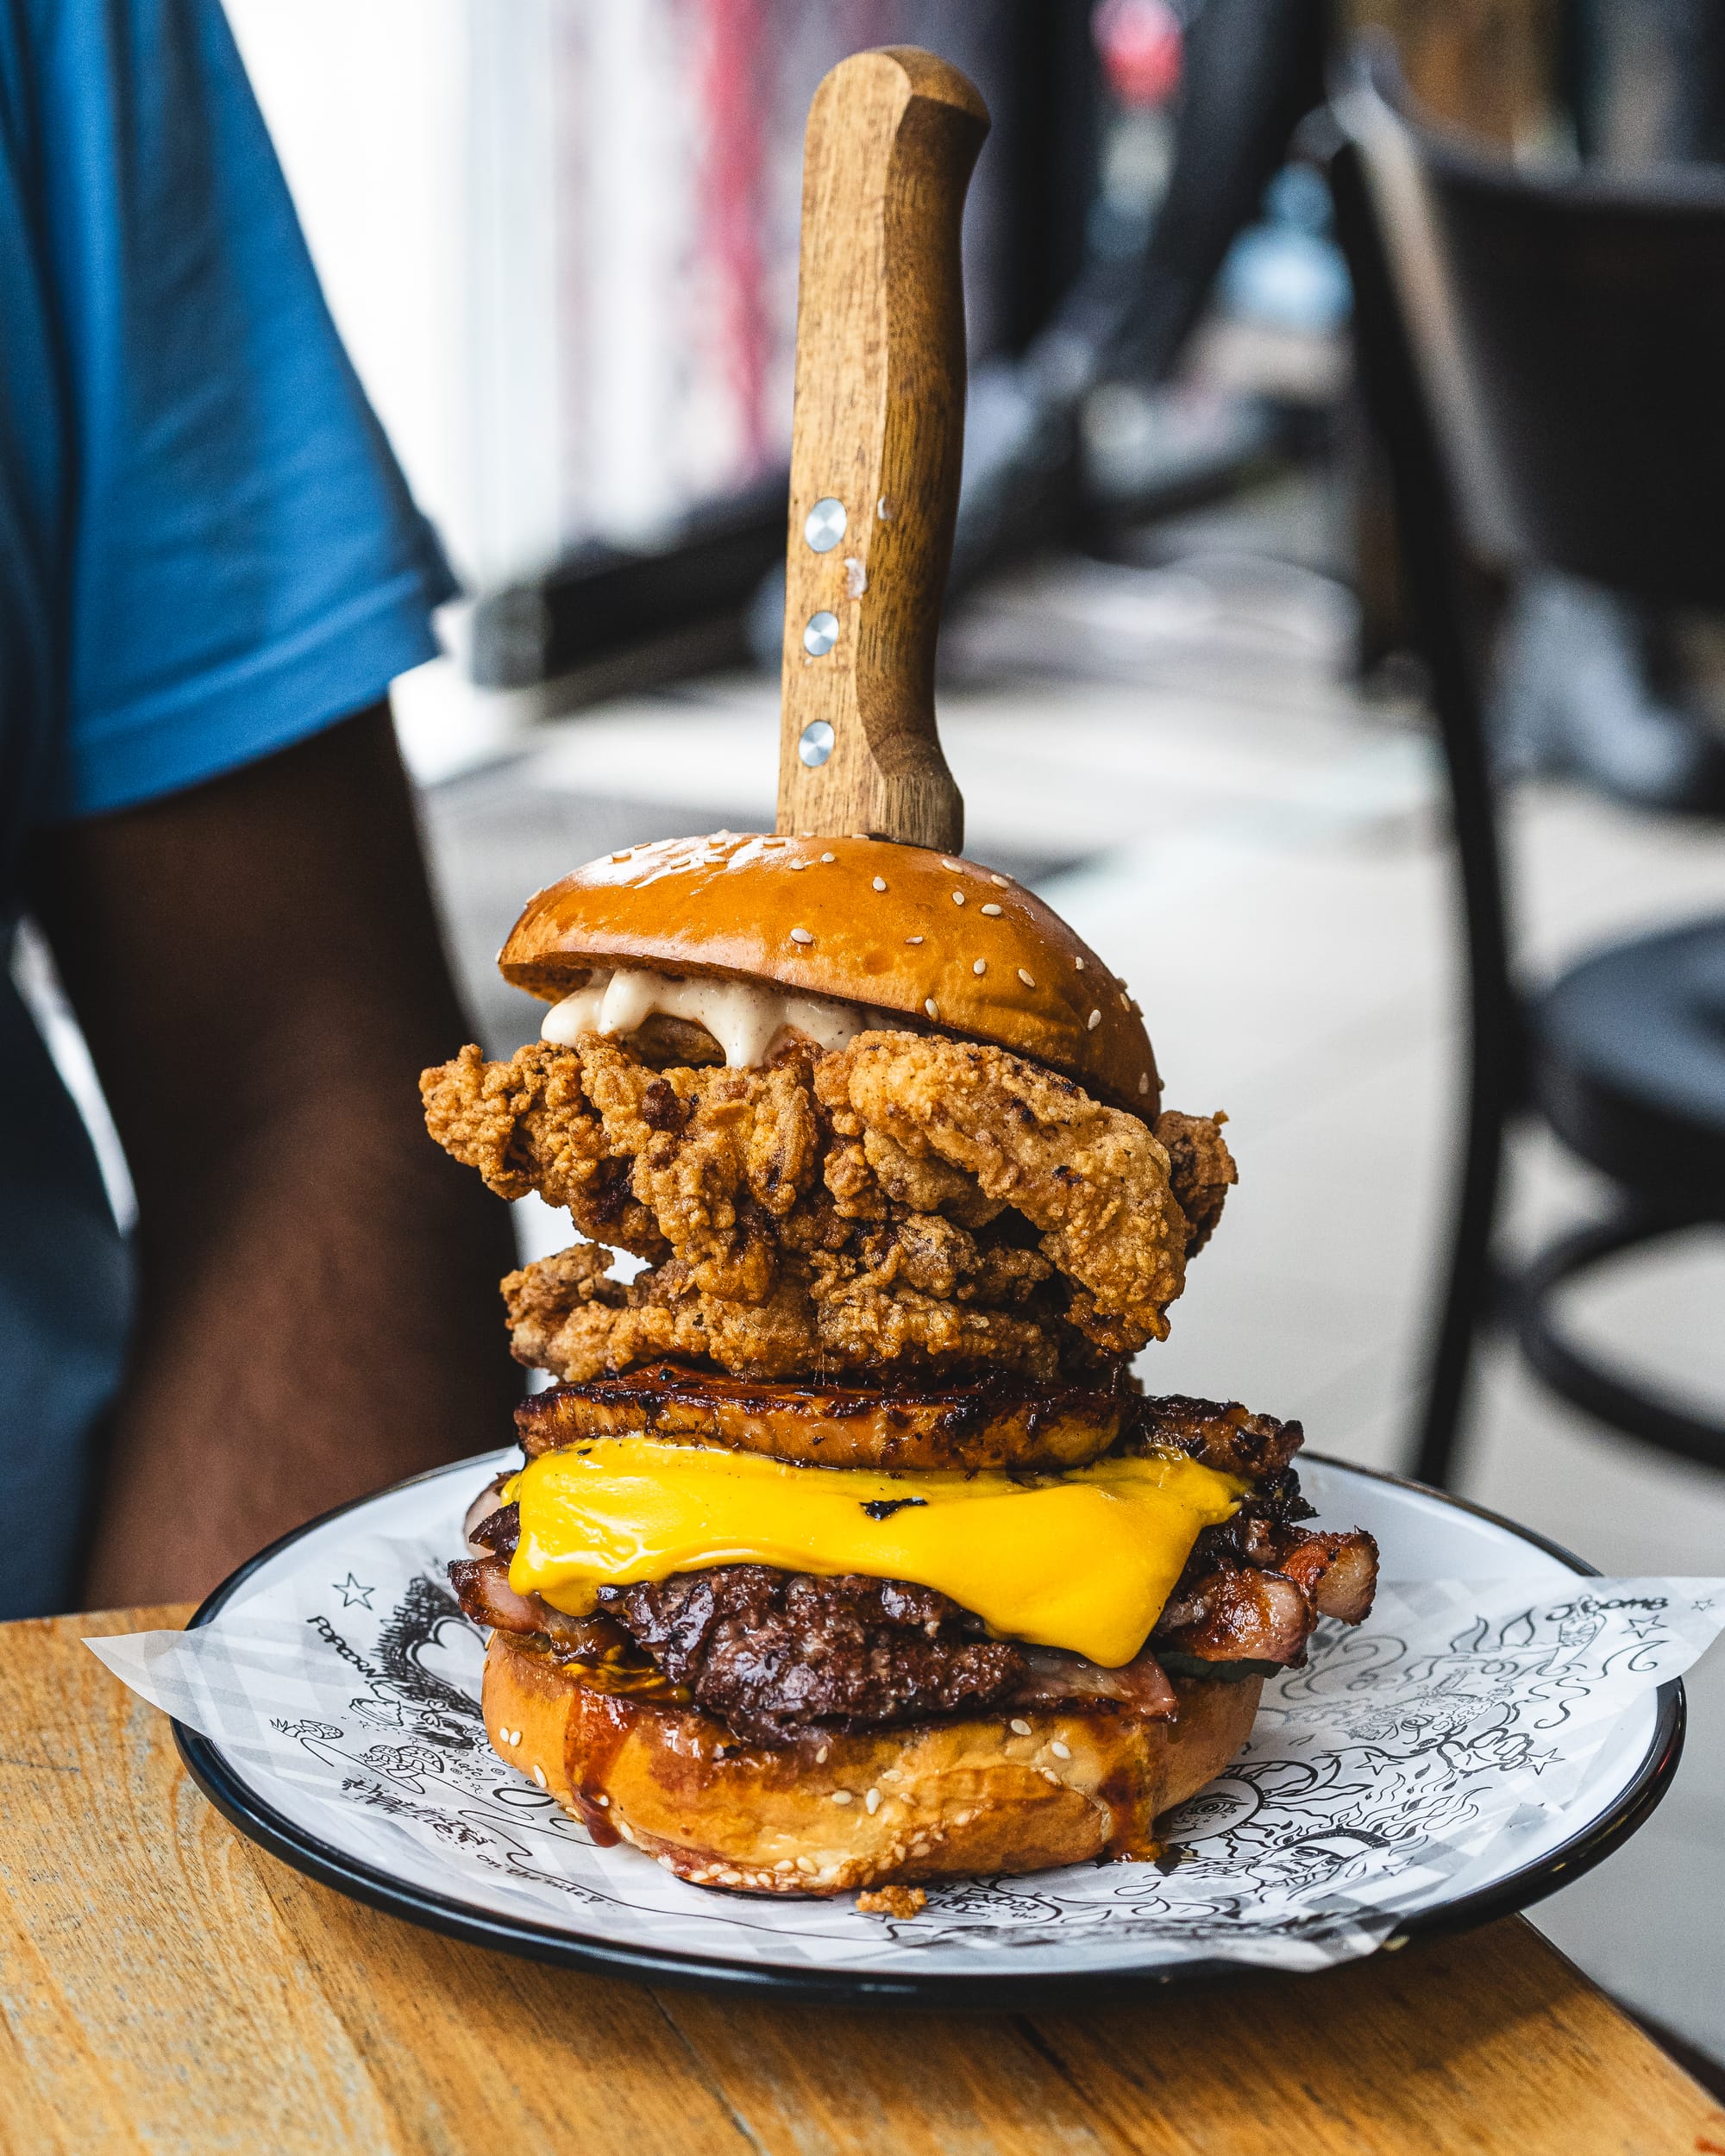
<box><xmin>507</xmin><ymin>1438</ymin><xmax>1245</xmax><ymax>1668</ymax></box>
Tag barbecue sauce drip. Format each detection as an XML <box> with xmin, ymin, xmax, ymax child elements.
<box><xmin>1095</xmin><ymin>1760</ymin><xmax>1160</xmax><ymax>1863</ymax></box>
<box><xmin>567</xmin><ymin>1690</ymin><xmax>637</xmax><ymax>1847</ymax></box>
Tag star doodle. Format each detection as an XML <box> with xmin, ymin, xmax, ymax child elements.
<box><xmin>333</xmin><ymin>1574</ymin><xmax>376</xmax><ymax>1609</ymax></box>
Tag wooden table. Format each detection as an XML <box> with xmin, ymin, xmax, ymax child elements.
<box><xmin>0</xmin><ymin>1608</ymin><xmax>1717</xmax><ymax>2154</ymax></box>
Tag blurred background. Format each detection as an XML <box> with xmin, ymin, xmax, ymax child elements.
<box><xmin>212</xmin><ymin>0</ymin><xmax>1722</xmax><ymax>2071</ymax></box>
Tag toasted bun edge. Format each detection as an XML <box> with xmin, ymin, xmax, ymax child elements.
<box><xmin>483</xmin><ymin>1631</ymin><xmax>1258</xmax><ymax>1897</ymax></box>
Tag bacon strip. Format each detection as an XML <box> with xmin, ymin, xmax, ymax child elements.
<box><xmin>1153</xmin><ymin>1564</ymin><xmax>1317</xmax><ymax>1666</ymax></box>
<box><xmin>1008</xmin><ymin>1643</ymin><xmax>1177</xmax><ymax>1719</ymax></box>
<box><xmin>448</xmin><ymin>1554</ymin><xmax>541</xmax><ymax>1634</ymax></box>
<box><xmin>448</xmin><ymin>1555</ymin><xmax>628</xmax><ymax>1659</ymax></box>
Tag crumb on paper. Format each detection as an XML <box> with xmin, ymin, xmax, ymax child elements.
<box><xmin>857</xmin><ymin>1885</ymin><xmax>926</xmax><ymax>1920</ymax></box>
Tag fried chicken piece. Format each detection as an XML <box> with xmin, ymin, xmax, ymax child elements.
<box><xmin>788</xmin><ymin>1191</ymin><xmax>1066</xmax><ymax>1372</ymax></box>
<box><xmin>427</xmin><ymin>1030</ymin><xmax>1234</xmax><ymax>1382</ymax></box>
<box><xmin>425</xmin><ymin>1037</ymin><xmax>825</xmax><ymax>1302</ymax></box>
<box><xmin>510</xmin><ymin>1252</ymin><xmax>824</xmax><ymax>1382</ymax></box>
<box><xmin>782</xmin><ymin>1195</ymin><xmax>1054</xmax><ymax>1306</ymax></box>
<box><xmin>502</xmin><ymin>1243</ymin><xmax>1072</xmax><ymax>1383</ymax></box>
<box><xmin>824</xmin><ymin>1125</ymin><xmax>1006</xmax><ymax>1231</ymax></box>
<box><xmin>806</xmin><ymin>1275</ymin><xmax>1065</xmax><ymax>1379</ymax></box>
<box><xmin>1154</xmin><ymin>1110</ymin><xmax>1238</xmax><ymax>1257</ymax></box>
<box><xmin>422</xmin><ymin>1042</ymin><xmax>668</xmax><ymax>1258</ymax></box>
<box><xmin>827</xmin><ymin>1034</ymin><xmax>1196</xmax><ymax>1350</ymax></box>
<box><xmin>502</xmin><ymin>1242</ymin><xmax>636</xmax><ymax>1376</ymax></box>
<box><xmin>580</xmin><ymin>1037</ymin><xmax>821</xmax><ymax>1243</ymax></box>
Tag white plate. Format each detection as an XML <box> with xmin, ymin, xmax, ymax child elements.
<box><xmin>172</xmin><ymin>1453</ymin><xmax>1684</xmax><ymax>2004</ymax></box>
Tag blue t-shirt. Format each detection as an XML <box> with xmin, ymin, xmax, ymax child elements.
<box><xmin>1</xmin><ymin>0</ymin><xmax>458</xmax><ymax>1616</ymax></box>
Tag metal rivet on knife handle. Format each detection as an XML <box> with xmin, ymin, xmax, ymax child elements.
<box><xmin>805</xmin><ymin>498</ymin><xmax>847</xmax><ymax>552</ymax></box>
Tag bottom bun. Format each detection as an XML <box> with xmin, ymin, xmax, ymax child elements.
<box><xmin>482</xmin><ymin>1631</ymin><xmax>1261</xmax><ymax>1897</ymax></box>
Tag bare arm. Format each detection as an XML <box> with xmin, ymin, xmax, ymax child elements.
<box><xmin>27</xmin><ymin>705</ymin><xmax>520</xmax><ymax>1608</ymax></box>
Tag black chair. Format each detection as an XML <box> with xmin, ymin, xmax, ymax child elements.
<box><xmin>1327</xmin><ymin>53</ymin><xmax>1725</xmax><ymax>1488</ymax></box>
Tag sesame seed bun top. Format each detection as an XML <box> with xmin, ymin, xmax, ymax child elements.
<box><xmin>498</xmin><ymin>832</ymin><xmax>1161</xmax><ymax>1116</ymax></box>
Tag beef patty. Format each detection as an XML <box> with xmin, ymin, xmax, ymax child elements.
<box><xmin>449</xmin><ymin>1441</ymin><xmax>1376</xmax><ymax>1749</ymax></box>
<box><xmin>597</xmin><ymin>1566</ymin><xmax>1026</xmax><ymax>1747</ymax></box>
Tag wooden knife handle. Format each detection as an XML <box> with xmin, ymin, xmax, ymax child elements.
<box><xmin>776</xmin><ymin>47</ymin><xmax>988</xmax><ymax>851</ymax></box>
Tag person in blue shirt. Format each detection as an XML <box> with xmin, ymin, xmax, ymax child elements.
<box><xmin>2</xmin><ymin>0</ymin><xmax>517</xmax><ymax>1617</ymax></box>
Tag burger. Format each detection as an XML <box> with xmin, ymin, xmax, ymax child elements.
<box><xmin>424</xmin><ymin>832</ymin><xmax>1377</xmax><ymax>1904</ymax></box>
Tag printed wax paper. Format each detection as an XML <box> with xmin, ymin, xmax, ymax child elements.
<box><xmin>88</xmin><ymin>1507</ymin><xmax>1723</xmax><ymax>1980</ymax></box>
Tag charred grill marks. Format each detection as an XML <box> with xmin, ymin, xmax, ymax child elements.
<box><xmin>516</xmin><ymin>1363</ymin><xmax>1135</xmax><ymax>1471</ymax></box>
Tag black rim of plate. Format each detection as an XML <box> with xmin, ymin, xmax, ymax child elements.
<box><xmin>172</xmin><ymin>1452</ymin><xmax>1686</xmax><ymax>2009</ymax></box>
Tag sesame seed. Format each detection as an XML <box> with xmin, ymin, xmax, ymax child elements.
<box><xmin>815</xmin><ymin>1744</ymin><xmax>830</xmax><ymax>1763</ymax></box>
<box><xmin>872</xmin><ymin>876</ymin><xmax>888</xmax><ymax>892</ymax></box>
<box><xmin>1088</xmin><ymin>1009</ymin><xmax>1101</xmax><ymax>1030</ymax></box>
<box><xmin>821</xmin><ymin>851</ymin><xmax>836</xmax><ymax>862</ymax></box>
<box><xmin>831</xmin><ymin>1789</ymin><xmax>854</xmax><ymax>1805</ymax></box>
<box><xmin>973</xmin><ymin>959</ymin><xmax>987</xmax><ymax>975</ymax></box>
<box><xmin>596</xmin><ymin>1795</ymin><xmax>610</xmax><ymax>1807</ymax></box>
<box><xmin>990</xmin><ymin>874</ymin><xmax>1009</xmax><ymax>887</ymax></box>
<box><xmin>658</xmin><ymin>1855</ymin><xmax>678</xmax><ymax>1871</ymax></box>
<box><xmin>1138</xmin><ymin>1073</ymin><xmax>1151</xmax><ymax>1094</ymax></box>
<box><xmin>1051</xmin><ymin>1740</ymin><xmax>1072</xmax><ymax>1759</ymax></box>
<box><xmin>1017</xmin><ymin>968</ymin><xmax>1036</xmax><ymax>988</ymax></box>
<box><xmin>1009</xmin><ymin>1717</ymin><xmax>1032</xmax><ymax>1736</ymax></box>
<box><xmin>531</xmin><ymin>1764</ymin><xmax>547</xmax><ymax>1789</ymax></box>
<box><xmin>1120</xmin><ymin>993</ymin><xmax>1130</xmax><ymax>1010</ymax></box>
<box><xmin>981</xmin><ymin>902</ymin><xmax>1002</xmax><ymax>916</ymax></box>
<box><xmin>951</xmin><ymin>890</ymin><xmax>965</xmax><ymax>906</ymax></box>
<box><xmin>1040</xmin><ymin>1768</ymin><xmax>1061</xmax><ymax>1783</ymax></box>
<box><xmin>941</xmin><ymin>858</ymin><xmax>962</xmax><ymax>871</ymax></box>
<box><xmin>1075</xmin><ymin>956</ymin><xmax>1086</xmax><ymax>970</ymax></box>
<box><xmin>796</xmin><ymin>1854</ymin><xmax>818</xmax><ymax>1874</ymax></box>
<box><xmin>925</xmin><ymin>998</ymin><xmax>939</xmax><ymax>1019</ymax></box>
<box><xmin>906</xmin><ymin>935</ymin><xmax>923</xmax><ymax>945</ymax></box>
<box><xmin>762</xmin><ymin>837</ymin><xmax>787</xmax><ymax>848</ymax></box>
<box><xmin>790</xmin><ymin>860</ymin><xmax>811</xmax><ymax>869</ymax></box>
<box><xmin>611</xmin><ymin>850</ymin><xmax>631</xmax><ymax>862</ymax></box>
<box><xmin>865</xmin><ymin>1788</ymin><xmax>881</xmax><ymax>1814</ymax></box>
<box><xmin>851</xmin><ymin>833</ymin><xmax>871</xmax><ymax>840</ymax></box>
<box><xmin>790</xmin><ymin>927</ymin><xmax>814</xmax><ymax>944</ymax></box>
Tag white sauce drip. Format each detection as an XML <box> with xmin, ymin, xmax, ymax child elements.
<box><xmin>542</xmin><ymin>967</ymin><xmax>894</xmax><ymax>1068</ymax></box>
